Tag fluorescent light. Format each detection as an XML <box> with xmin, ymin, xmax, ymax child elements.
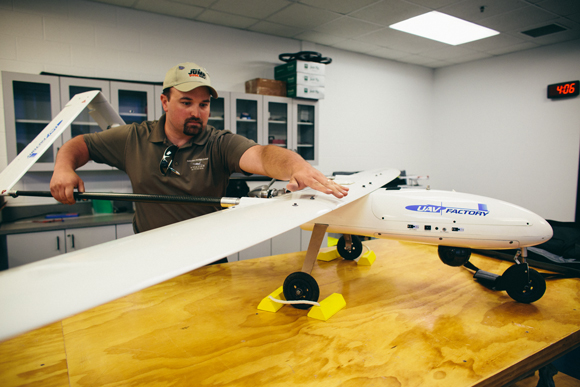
<box><xmin>389</xmin><ymin>11</ymin><xmax>499</xmax><ymax>45</ymax></box>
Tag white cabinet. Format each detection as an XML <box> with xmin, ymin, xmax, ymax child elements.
<box><xmin>229</xmin><ymin>93</ymin><xmax>318</xmax><ymax>164</ymax></box>
<box><xmin>2</xmin><ymin>71</ymin><xmax>320</xmax><ymax>173</ymax></box>
<box><xmin>230</xmin><ymin>227</ymin><xmax>326</xmax><ymax>262</ymax></box>
<box><xmin>272</xmin><ymin>227</ymin><xmax>301</xmax><ymax>255</ymax></box>
<box><xmin>209</xmin><ymin>91</ymin><xmax>230</xmax><ymax>130</ymax></box>
<box><xmin>6</xmin><ymin>225</ymin><xmax>117</xmax><ymax>268</ymax></box>
<box><xmin>116</xmin><ymin>223</ymin><xmax>134</xmax><ymax>239</ymax></box>
<box><xmin>110</xmin><ymin>81</ymin><xmax>156</xmax><ymax>124</ymax></box>
<box><xmin>293</xmin><ymin>100</ymin><xmax>319</xmax><ymax>164</ymax></box>
<box><xmin>263</xmin><ymin>95</ymin><xmax>292</xmax><ymax>151</ymax></box>
<box><xmin>7</xmin><ymin>230</ymin><xmax>66</xmax><ymax>267</ymax></box>
<box><xmin>60</xmin><ymin>77</ymin><xmax>113</xmax><ymax>171</ymax></box>
<box><xmin>64</xmin><ymin>225</ymin><xmax>116</xmax><ymax>253</ymax></box>
<box><xmin>230</xmin><ymin>92</ymin><xmax>263</xmax><ymax>144</ymax></box>
<box><xmin>2</xmin><ymin>71</ymin><xmax>162</xmax><ymax>171</ymax></box>
<box><xmin>2</xmin><ymin>72</ymin><xmax>62</xmax><ymax>172</ymax></box>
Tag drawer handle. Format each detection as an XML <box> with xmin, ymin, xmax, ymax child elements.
<box><xmin>67</xmin><ymin>234</ymin><xmax>75</xmax><ymax>248</ymax></box>
<box><xmin>56</xmin><ymin>236</ymin><xmax>60</xmax><ymax>251</ymax></box>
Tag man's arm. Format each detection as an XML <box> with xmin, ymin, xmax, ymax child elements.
<box><xmin>50</xmin><ymin>135</ymin><xmax>91</xmax><ymax>204</ymax></box>
<box><xmin>239</xmin><ymin>145</ymin><xmax>348</xmax><ymax>198</ymax></box>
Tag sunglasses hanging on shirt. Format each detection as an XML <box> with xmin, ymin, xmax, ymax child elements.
<box><xmin>159</xmin><ymin>145</ymin><xmax>181</xmax><ymax>176</ymax></box>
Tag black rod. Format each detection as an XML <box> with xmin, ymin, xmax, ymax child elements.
<box><xmin>8</xmin><ymin>191</ymin><xmax>240</xmax><ymax>207</ymax></box>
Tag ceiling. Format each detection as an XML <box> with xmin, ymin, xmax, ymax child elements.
<box><xmin>88</xmin><ymin>0</ymin><xmax>580</xmax><ymax>68</ymax></box>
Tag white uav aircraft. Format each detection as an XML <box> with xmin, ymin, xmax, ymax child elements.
<box><xmin>0</xmin><ymin>91</ymin><xmax>553</xmax><ymax>341</ymax></box>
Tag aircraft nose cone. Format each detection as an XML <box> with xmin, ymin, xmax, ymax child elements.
<box><xmin>535</xmin><ymin>218</ymin><xmax>553</xmax><ymax>244</ymax></box>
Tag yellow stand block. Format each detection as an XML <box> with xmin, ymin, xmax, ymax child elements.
<box><xmin>307</xmin><ymin>293</ymin><xmax>346</xmax><ymax>321</ymax></box>
<box><xmin>357</xmin><ymin>249</ymin><xmax>376</xmax><ymax>266</ymax></box>
<box><xmin>257</xmin><ymin>286</ymin><xmax>286</xmax><ymax>312</ymax></box>
<box><xmin>317</xmin><ymin>248</ymin><xmax>340</xmax><ymax>261</ymax></box>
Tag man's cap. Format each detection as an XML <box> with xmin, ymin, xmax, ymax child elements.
<box><xmin>163</xmin><ymin>62</ymin><xmax>218</xmax><ymax>98</ymax></box>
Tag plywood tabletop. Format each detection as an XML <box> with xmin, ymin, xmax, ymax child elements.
<box><xmin>1</xmin><ymin>239</ymin><xmax>579</xmax><ymax>386</ymax></box>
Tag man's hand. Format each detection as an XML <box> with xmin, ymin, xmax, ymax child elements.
<box><xmin>49</xmin><ymin>135</ymin><xmax>91</xmax><ymax>204</ymax></box>
<box><xmin>239</xmin><ymin>145</ymin><xmax>349</xmax><ymax>199</ymax></box>
<box><xmin>286</xmin><ymin>165</ymin><xmax>349</xmax><ymax>198</ymax></box>
<box><xmin>50</xmin><ymin>169</ymin><xmax>85</xmax><ymax>205</ymax></box>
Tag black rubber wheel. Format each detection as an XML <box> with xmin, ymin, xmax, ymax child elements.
<box><xmin>503</xmin><ymin>265</ymin><xmax>546</xmax><ymax>304</ymax></box>
<box><xmin>283</xmin><ymin>272</ymin><xmax>320</xmax><ymax>310</ymax></box>
<box><xmin>337</xmin><ymin>235</ymin><xmax>363</xmax><ymax>260</ymax></box>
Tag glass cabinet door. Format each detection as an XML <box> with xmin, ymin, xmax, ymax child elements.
<box><xmin>60</xmin><ymin>78</ymin><xmax>111</xmax><ymax>141</ymax></box>
<box><xmin>230</xmin><ymin>92</ymin><xmax>262</xmax><ymax>144</ymax></box>
<box><xmin>264</xmin><ymin>96</ymin><xmax>291</xmax><ymax>150</ymax></box>
<box><xmin>60</xmin><ymin>78</ymin><xmax>112</xmax><ymax>170</ymax></box>
<box><xmin>208</xmin><ymin>91</ymin><xmax>230</xmax><ymax>130</ymax></box>
<box><xmin>2</xmin><ymin>72</ymin><xmax>62</xmax><ymax>171</ymax></box>
<box><xmin>110</xmin><ymin>82</ymin><xmax>155</xmax><ymax>125</ymax></box>
<box><xmin>294</xmin><ymin>100</ymin><xmax>319</xmax><ymax>164</ymax></box>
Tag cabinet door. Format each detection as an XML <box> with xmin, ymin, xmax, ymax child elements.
<box><xmin>300</xmin><ymin>228</ymin><xmax>327</xmax><ymax>252</ymax></box>
<box><xmin>238</xmin><ymin>240</ymin><xmax>271</xmax><ymax>261</ymax></box>
<box><xmin>230</xmin><ymin>92</ymin><xmax>263</xmax><ymax>144</ymax></box>
<box><xmin>209</xmin><ymin>91</ymin><xmax>230</xmax><ymax>130</ymax></box>
<box><xmin>116</xmin><ymin>223</ymin><xmax>134</xmax><ymax>239</ymax></box>
<box><xmin>271</xmin><ymin>227</ymin><xmax>301</xmax><ymax>255</ymax></box>
<box><xmin>263</xmin><ymin>95</ymin><xmax>292</xmax><ymax>150</ymax></box>
<box><xmin>60</xmin><ymin>78</ymin><xmax>113</xmax><ymax>170</ymax></box>
<box><xmin>65</xmin><ymin>225</ymin><xmax>116</xmax><ymax>253</ymax></box>
<box><xmin>110</xmin><ymin>82</ymin><xmax>156</xmax><ymax>124</ymax></box>
<box><xmin>2</xmin><ymin>72</ymin><xmax>62</xmax><ymax>171</ymax></box>
<box><xmin>293</xmin><ymin>100</ymin><xmax>319</xmax><ymax>164</ymax></box>
<box><xmin>7</xmin><ymin>230</ymin><xmax>66</xmax><ymax>268</ymax></box>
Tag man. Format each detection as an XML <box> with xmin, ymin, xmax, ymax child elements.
<box><xmin>50</xmin><ymin>62</ymin><xmax>348</xmax><ymax>234</ymax></box>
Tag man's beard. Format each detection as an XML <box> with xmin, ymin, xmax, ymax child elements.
<box><xmin>183</xmin><ymin>118</ymin><xmax>205</xmax><ymax>136</ymax></box>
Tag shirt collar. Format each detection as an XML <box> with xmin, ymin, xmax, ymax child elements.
<box><xmin>149</xmin><ymin>114</ymin><xmax>212</xmax><ymax>147</ymax></box>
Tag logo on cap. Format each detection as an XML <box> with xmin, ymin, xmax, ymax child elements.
<box><xmin>188</xmin><ymin>69</ymin><xmax>207</xmax><ymax>79</ymax></box>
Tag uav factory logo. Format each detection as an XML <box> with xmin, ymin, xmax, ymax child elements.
<box><xmin>405</xmin><ymin>203</ymin><xmax>489</xmax><ymax>216</ymax></box>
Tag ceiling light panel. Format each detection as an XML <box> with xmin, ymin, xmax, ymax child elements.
<box><xmin>389</xmin><ymin>11</ymin><xmax>500</xmax><ymax>45</ymax></box>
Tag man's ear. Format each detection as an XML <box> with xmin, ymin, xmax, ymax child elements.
<box><xmin>160</xmin><ymin>93</ymin><xmax>169</xmax><ymax>113</ymax></box>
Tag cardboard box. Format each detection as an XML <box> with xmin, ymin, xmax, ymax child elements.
<box><xmin>277</xmin><ymin>72</ymin><xmax>325</xmax><ymax>87</ymax></box>
<box><xmin>275</xmin><ymin>60</ymin><xmax>326</xmax><ymax>78</ymax></box>
<box><xmin>245</xmin><ymin>78</ymin><xmax>286</xmax><ymax>97</ymax></box>
<box><xmin>286</xmin><ymin>85</ymin><xmax>325</xmax><ymax>100</ymax></box>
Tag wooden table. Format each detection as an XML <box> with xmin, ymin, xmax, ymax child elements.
<box><xmin>1</xmin><ymin>239</ymin><xmax>579</xmax><ymax>386</ymax></box>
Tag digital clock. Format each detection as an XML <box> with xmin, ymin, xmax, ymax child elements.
<box><xmin>547</xmin><ymin>80</ymin><xmax>579</xmax><ymax>99</ymax></box>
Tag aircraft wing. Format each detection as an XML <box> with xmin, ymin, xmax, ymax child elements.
<box><xmin>0</xmin><ymin>168</ymin><xmax>399</xmax><ymax>341</ymax></box>
<box><xmin>0</xmin><ymin>91</ymin><xmax>124</xmax><ymax>195</ymax></box>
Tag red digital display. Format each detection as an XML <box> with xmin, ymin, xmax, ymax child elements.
<box><xmin>547</xmin><ymin>80</ymin><xmax>579</xmax><ymax>99</ymax></box>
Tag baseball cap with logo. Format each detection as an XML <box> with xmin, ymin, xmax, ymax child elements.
<box><xmin>163</xmin><ymin>62</ymin><xmax>218</xmax><ymax>98</ymax></box>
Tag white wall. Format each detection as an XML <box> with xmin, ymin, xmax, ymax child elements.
<box><xmin>0</xmin><ymin>0</ymin><xmax>578</xmax><ymax>222</ymax></box>
<box><xmin>432</xmin><ymin>40</ymin><xmax>580</xmax><ymax>221</ymax></box>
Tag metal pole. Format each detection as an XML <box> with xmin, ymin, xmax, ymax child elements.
<box><xmin>7</xmin><ymin>191</ymin><xmax>241</xmax><ymax>208</ymax></box>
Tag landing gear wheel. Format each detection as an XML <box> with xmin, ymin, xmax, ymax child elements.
<box><xmin>337</xmin><ymin>235</ymin><xmax>363</xmax><ymax>260</ymax></box>
<box><xmin>283</xmin><ymin>272</ymin><xmax>320</xmax><ymax>310</ymax></box>
<box><xmin>502</xmin><ymin>264</ymin><xmax>546</xmax><ymax>303</ymax></box>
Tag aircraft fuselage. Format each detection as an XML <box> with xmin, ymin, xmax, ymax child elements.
<box><xmin>302</xmin><ymin>188</ymin><xmax>553</xmax><ymax>250</ymax></box>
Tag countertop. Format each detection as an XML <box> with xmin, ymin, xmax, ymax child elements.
<box><xmin>0</xmin><ymin>212</ymin><xmax>134</xmax><ymax>235</ymax></box>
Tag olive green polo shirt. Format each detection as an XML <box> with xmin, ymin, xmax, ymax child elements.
<box><xmin>84</xmin><ymin>115</ymin><xmax>257</xmax><ymax>233</ymax></box>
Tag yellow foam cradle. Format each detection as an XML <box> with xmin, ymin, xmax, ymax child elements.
<box><xmin>257</xmin><ymin>286</ymin><xmax>286</xmax><ymax>312</ymax></box>
<box><xmin>317</xmin><ymin>248</ymin><xmax>340</xmax><ymax>261</ymax></box>
<box><xmin>307</xmin><ymin>293</ymin><xmax>346</xmax><ymax>321</ymax></box>
<box><xmin>357</xmin><ymin>249</ymin><xmax>376</xmax><ymax>266</ymax></box>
